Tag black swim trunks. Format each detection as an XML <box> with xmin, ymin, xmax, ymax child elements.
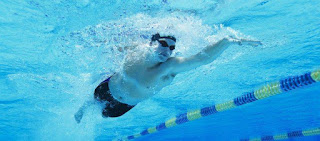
<box><xmin>94</xmin><ymin>77</ymin><xmax>135</xmax><ymax>117</ymax></box>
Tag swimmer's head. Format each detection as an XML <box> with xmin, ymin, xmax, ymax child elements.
<box><xmin>150</xmin><ymin>33</ymin><xmax>176</xmax><ymax>62</ymax></box>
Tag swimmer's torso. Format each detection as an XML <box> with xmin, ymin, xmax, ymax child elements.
<box><xmin>108</xmin><ymin>57</ymin><xmax>176</xmax><ymax>105</ymax></box>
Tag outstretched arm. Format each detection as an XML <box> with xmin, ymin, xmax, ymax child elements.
<box><xmin>169</xmin><ymin>37</ymin><xmax>262</xmax><ymax>73</ymax></box>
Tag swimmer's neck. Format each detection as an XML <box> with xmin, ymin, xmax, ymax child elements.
<box><xmin>144</xmin><ymin>53</ymin><xmax>165</xmax><ymax>68</ymax></box>
<box><xmin>147</xmin><ymin>62</ymin><xmax>163</xmax><ymax>70</ymax></box>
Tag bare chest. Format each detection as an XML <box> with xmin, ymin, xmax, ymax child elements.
<box><xmin>110</xmin><ymin>63</ymin><xmax>178</xmax><ymax>106</ymax></box>
<box><xmin>125</xmin><ymin>61</ymin><xmax>174</xmax><ymax>84</ymax></box>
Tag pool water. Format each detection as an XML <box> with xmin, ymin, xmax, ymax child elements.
<box><xmin>1</xmin><ymin>0</ymin><xmax>320</xmax><ymax>140</ymax></box>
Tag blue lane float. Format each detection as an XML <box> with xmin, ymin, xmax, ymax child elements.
<box><xmin>115</xmin><ymin>70</ymin><xmax>320</xmax><ymax>141</ymax></box>
<box><xmin>241</xmin><ymin>127</ymin><xmax>320</xmax><ymax>141</ymax></box>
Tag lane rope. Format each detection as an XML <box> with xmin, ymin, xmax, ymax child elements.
<box><xmin>116</xmin><ymin>70</ymin><xmax>320</xmax><ymax>141</ymax></box>
<box><xmin>241</xmin><ymin>127</ymin><xmax>320</xmax><ymax>141</ymax></box>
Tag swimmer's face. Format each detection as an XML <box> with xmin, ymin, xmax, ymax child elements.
<box><xmin>155</xmin><ymin>38</ymin><xmax>176</xmax><ymax>62</ymax></box>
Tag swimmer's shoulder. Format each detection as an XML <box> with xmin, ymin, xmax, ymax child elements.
<box><xmin>165</xmin><ymin>57</ymin><xmax>185</xmax><ymax>66</ymax></box>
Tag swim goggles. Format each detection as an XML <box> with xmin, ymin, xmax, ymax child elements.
<box><xmin>150</xmin><ymin>33</ymin><xmax>176</xmax><ymax>50</ymax></box>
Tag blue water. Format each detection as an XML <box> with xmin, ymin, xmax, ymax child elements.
<box><xmin>1</xmin><ymin>0</ymin><xmax>320</xmax><ymax>140</ymax></box>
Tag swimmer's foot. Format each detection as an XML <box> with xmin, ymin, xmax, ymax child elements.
<box><xmin>74</xmin><ymin>109</ymin><xmax>84</xmax><ymax>124</ymax></box>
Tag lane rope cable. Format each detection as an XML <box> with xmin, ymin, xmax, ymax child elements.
<box><xmin>115</xmin><ymin>69</ymin><xmax>320</xmax><ymax>141</ymax></box>
<box><xmin>241</xmin><ymin>127</ymin><xmax>320</xmax><ymax>141</ymax></box>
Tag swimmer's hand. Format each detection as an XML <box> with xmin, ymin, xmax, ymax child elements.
<box><xmin>74</xmin><ymin>109</ymin><xmax>84</xmax><ymax>124</ymax></box>
<box><xmin>74</xmin><ymin>99</ymin><xmax>96</xmax><ymax>123</ymax></box>
<box><xmin>226</xmin><ymin>36</ymin><xmax>262</xmax><ymax>47</ymax></box>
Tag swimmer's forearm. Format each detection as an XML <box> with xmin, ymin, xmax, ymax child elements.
<box><xmin>170</xmin><ymin>37</ymin><xmax>260</xmax><ymax>73</ymax></box>
<box><xmin>199</xmin><ymin>38</ymin><xmax>233</xmax><ymax>64</ymax></box>
<box><xmin>170</xmin><ymin>38</ymin><xmax>232</xmax><ymax>73</ymax></box>
<box><xmin>201</xmin><ymin>37</ymin><xmax>262</xmax><ymax>63</ymax></box>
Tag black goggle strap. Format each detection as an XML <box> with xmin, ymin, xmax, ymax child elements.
<box><xmin>158</xmin><ymin>40</ymin><xmax>168</xmax><ymax>47</ymax></box>
<box><xmin>151</xmin><ymin>33</ymin><xmax>176</xmax><ymax>42</ymax></box>
<box><xmin>150</xmin><ymin>33</ymin><xmax>176</xmax><ymax>50</ymax></box>
<box><xmin>158</xmin><ymin>40</ymin><xmax>175</xmax><ymax>50</ymax></box>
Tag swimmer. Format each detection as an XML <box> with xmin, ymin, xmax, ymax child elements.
<box><xmin>74</xmin><ymin>33</ymin><xmax>262</xmax><ymax>123</ymax></box>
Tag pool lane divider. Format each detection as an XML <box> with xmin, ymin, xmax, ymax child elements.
<box><xmin>240</xmin><ymin>127</ymin><xmax>320</xmax><ymax>141</ymax></box>
<box><xmin>117</xmin><ymin>70</ymin><xmax>320</xmax><ymax>141</ymax></box>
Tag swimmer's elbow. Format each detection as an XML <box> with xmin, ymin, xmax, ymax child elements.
<box><xmin>171</xmin><ymin>55</ymin><xmax>210</xmax><ymax>73</ymax></box>
<box><xmin>192</xmin><ymin>52</ymin><xmax>216</xmax><ymax>66</ymax></box>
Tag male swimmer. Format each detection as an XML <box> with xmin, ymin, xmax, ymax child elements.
<box><xmin>74</xmin><ymin>33</ymin><xmax>261</xmax><ymax>123</ymax></box>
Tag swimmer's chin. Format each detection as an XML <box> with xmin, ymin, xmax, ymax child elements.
<box><xmin>146</xmin><ymin>54</ymin><xmax>168</xmax><ymax>63</ymax></box>
<box><xmin>158</xmin><ymin>55</ymin><xmax>169</xmax><ymax>62</ymax></box>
